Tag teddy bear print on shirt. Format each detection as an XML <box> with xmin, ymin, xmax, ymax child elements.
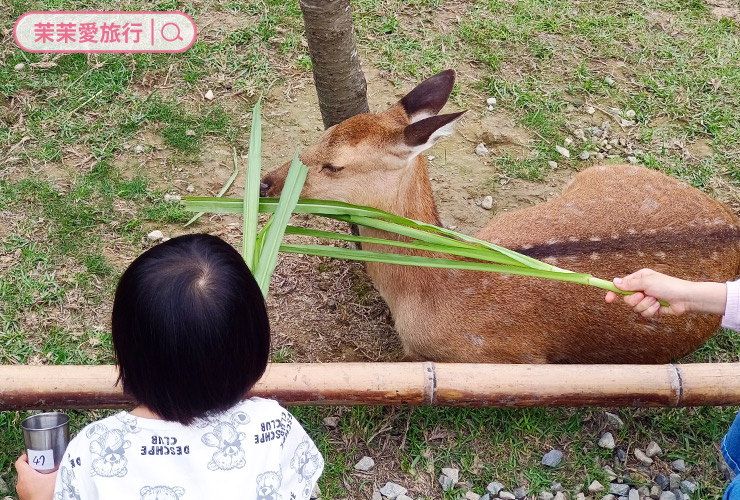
<box><xmin>201</xmin><ymin>411</ymin><xmax>250</xmax><ymax>471</ymax></box>
<box><xmin>115</xmin><ymin>412</ymin><xmax>140</xmax><ymax>434</ymax></box>
<box><xmin>53</xmin><ymin>466</ymin><xmax>81</xmax><ymax>500</ymax></box>
<box><xmin>290</xmin><ymin>436</ymin><xmax>322</xmax><ymax>499</ymax></box>
<box><xmin>140</xmin><ymin>485</ymin><xmax>186</xmax><ymax>500</ymax></box>
<box><xmin>85</xmin><ymin>423</ymin><xmax>132</xmax><ymax>477</ymax></box>
<box><xmin>256</xmin><ymin>468</ymin><xmax>282</xmax><ymax>500</ymax></box>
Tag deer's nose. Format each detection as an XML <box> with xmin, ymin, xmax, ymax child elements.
<box><xmin>260</xmin><ymin>182</ymin><xmax>269</xmax><ymax>197</ymax></box>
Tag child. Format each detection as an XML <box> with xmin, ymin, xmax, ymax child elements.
<box><xmin>605</xmin><ymin>268</ymin><xmax>740</xmax><ymax>499</ymax></box>
<box><xmin>15</xmin><ymin>234</ymin><xmax>323</xmax><ymax>500</ymax></box>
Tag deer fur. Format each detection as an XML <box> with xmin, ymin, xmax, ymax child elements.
<box><xmin>262</xmin><ymin>69</ymin><xmax>740</xmax><ymax>363</ymax></box>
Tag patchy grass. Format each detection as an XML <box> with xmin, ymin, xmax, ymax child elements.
<box><xmin>1</xmin><ymin>0</ymin><xmax>740</xmax><ymax>498</ymax></box>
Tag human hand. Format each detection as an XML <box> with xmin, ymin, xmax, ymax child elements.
<box><xmin>15</xmin><ymin>454</ymin><xmax>57</xmax><ymax>500</ymax></box>
<box><xmin>604</xmin><ymin>268</ymin><xmax>727</xmax><ymax>318</ymax></box>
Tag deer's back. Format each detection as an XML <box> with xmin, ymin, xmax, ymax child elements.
<box><xmin>405</xmin><ymin>165</ymin><xmax>740</xmax><ymax>363</ymax></box>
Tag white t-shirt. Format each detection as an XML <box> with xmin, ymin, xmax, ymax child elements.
<box><xmin>53</xmin><ymin>397</ymin><xmax>324</xmax><ymax>500</ymax></box>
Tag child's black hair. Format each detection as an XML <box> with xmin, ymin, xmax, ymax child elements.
<box><xmin>112</xmin><ymin>233</ymin><xmax>270</xmax><ymax>425</ymax></box>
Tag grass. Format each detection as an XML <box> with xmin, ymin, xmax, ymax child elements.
<box><xmin>1</xmin><ymin>0</ymin><xmax>740</xmax><ymax>498</ymax></box>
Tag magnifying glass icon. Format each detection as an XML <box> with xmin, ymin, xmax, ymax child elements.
<box><xmin>161</xmin><ymin>22</ymin><xmax>183</xmax><ymax>42</ymax></box>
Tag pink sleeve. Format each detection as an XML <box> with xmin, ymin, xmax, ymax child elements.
<box><xmin>722</xmin><ymin>280</ymin><xmax>740</xmax><ymax>332</ymax></box>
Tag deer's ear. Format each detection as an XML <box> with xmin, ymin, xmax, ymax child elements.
<box><xmin>399</xmin><ymin>69</ymin><xmax>456</xmax><ymax>123</ymax></box>
<box><xmin>402</xmin><ymin>111</ymin><xmax>466</xmax><ymax>159</ymax></box>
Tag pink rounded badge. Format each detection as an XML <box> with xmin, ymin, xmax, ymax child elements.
<box><xmin>14</xmin><ymin>11</ymin><xmax>197</xmax><ymax>53</ymax></box>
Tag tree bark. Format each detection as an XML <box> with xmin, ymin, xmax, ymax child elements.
<box><xmin>300</xmin><ymin>0</ymin><xmax>370</xmax><ymax>129</ymax></box>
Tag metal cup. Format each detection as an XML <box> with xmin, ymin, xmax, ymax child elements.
<box><xmin>21</xmin><ymin>412</ymin><xmax>70</xmax><ymax>473</ymax></box>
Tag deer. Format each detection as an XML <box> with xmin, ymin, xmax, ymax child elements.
<box><xmin>261</xmin><ymin>69</ymin><xmax>740</xmax><ymax>364</ymax></box>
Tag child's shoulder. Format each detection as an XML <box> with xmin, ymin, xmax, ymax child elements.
<box><xmin>232</xmin><ymin>397</ymin><xmax>292</xmax><ymax>420</ymax></box>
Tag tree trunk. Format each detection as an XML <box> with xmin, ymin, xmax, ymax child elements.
<box><xmin>300</xmin><ymin>0</ymin><xmax>370</xmax><ymax>129</ymax></box>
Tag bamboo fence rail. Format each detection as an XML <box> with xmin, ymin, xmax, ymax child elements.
<box><xmin>1</xmin><ymin>363</ymin><xmax>740</xmax><ymax>410</ymax></box>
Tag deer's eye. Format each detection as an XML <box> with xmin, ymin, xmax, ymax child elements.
<box><xmin>321</xmin><ymin>164</ymin><xmax>344</xmax><ymax>174</ymax></box>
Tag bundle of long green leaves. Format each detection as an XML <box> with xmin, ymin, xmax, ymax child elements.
<box><xmin>184</xmin><ymin>101</ymin><xmax>634</xmax><ymax>301</ymax></box>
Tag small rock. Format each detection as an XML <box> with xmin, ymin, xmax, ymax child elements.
<box><xmin>499</xmin><ymin>492</ymin><xmax>516</xmax><ymax>500</ymax></box>
<box><xmin>659</xmin><ymin>493</ymin><xmax>676</xmax><ymax>500</ymax></box>
<box><xmin>627</xmin><ymin>155</ymin><xmax>639</xmax><ymax>164</ymax></box>
<box><xmin>441</xmin><ymin>468</ymin><xmax>459</xmax><ymax>484</ymax></box>
<box><xmin>618</xmin><ymin>496</ymin><xmax>628</xmax><ymax>500</ymax></box>
<box><xmin>475</xmin><ymin>143</ymin><xmax>489</xmax><ymax>156</ymax></box>
<box><xmin>605</xmin><ymin>75</ymin><xmax>616</xmax><ymax>86</ymax></box>
<box><xmin>615</xmin><ymin>448</ymin><xmax>627</xmax><ymax>463</ymax></box>
<box><xmin>0</xmin><ymin>479</ymin><xmax>7</xmax><ymax>495</ymax></box>
<box><xmin>638</xmin><ymin>486</ymin><xmax>651</xmax><ymax>498</ymax></box>
<box><xmin>671</xmin><ymin>460</ymin><xmax>686</xmax><ymax>472</ymax></box>
<box><xmin>134</xmin><ymin>145</ymin><xmax>145</xmax><ymax>154</ymax></box>
<box><xmin>311</xmin><ymin>484</ymin><xmax>321</xmax><ymax>499</ymax></box>
<box><xmin>576</xmin><ymin>493</ymin><xmax>586</xmax><ymax>500</ymax></box>
<box><xmin>589</xmin><ymin>481</ymin><xmax>605</xmax><ymax>494</ymax></box>
<box><xmin>354</xmin><ymin>456</ymin><xmax>374</xmax><ymax>471</ymax></box>
<box><xmin>588</xmin><ymin>126</ymin><xmax>603</xmax><ymax>137</ymax></box>
<box><xmin>185</xmin><ymin>129</ymin><xmax>196</xmax><ymax>136</ymax></box>
<box><xmin>620</xmin><ymin>118</ymin><xmax>635</xmax><ymax>127</ymax></box>
<box><xmin>554</xmin><ymin>493</ymin><xmax>566</xmax><ymax>500</ymax></box>
<box><xmin>603</xmin><ymin>465</ymin><xmax>618</xmax><ymax>480</ymax></box>
<box><xmin>599</xmin><ymin>433</ymin><xmax>616</xmax><ymax>451</ymax></box>
<box><xmin>564</xmin><ymin>137</ymin><xmax>573</xmax><ymax>146</ymax></box>
<box><xmin>147</xmin><ymin>230</ymin><xmax>164</xmax><ymax>241</ymax></box>
<box><xmin>669</xmin><ymin>474</ymin><xmax>681</xmax><ymax>490</ymax></box>
<box><xmin>322</xmin><ymin>416</ymin><xmax>339</xmax><ymax>428</ymax></box>
<box><xmin>466</xmin><ymin>492</ymin><xmax>481</xmax><ymax>500</ymax></box>
<box><xmin>542</xmin><ymin>450</ymin><xmax>563</xmax><ymax>467</ymax></box>
<box><xmin>671</xmin><ymin>490</ymin><xmax>684</xmax><ymax>500</ymax></box>
<box><xmin>650</xmin><ymin>485</ymin><xmax>662</xmax><ymax>498</ymax></box>
<box><xmin>487</xmin><ymin>105</ymin><xmax>494</xmax><ymax>111</ymax></box>
<box><xmin>540</xmin><ymin>492</ymin><xmax>555</xmax><ymax>500</ymax></box>
<box><xmin>655</xmin><ymin>475</ymin><xmax>670</xmax><ymax>491</ymax></box>
<box><xmin>161</xmin><ymin>237</ymin><xmax>170</xmax><ymax>243</ymax></box>
<box><xmin>186</xmin><ymin>184</ymin><xmax>195</xmax><ymax>193</ymax></box>
<box><xmin>14</xmin><ymin>62</ymin><xmax>25</xmax><ymax>71</ymax></box>
<box><xmin>481</xmin><ymin>196</ymin><xmax>493</xmax><ymax>210</ymax></box>
<box><xmin>481</xmin><ymin>495</ymin><xmax>491</xmax><ymax>500</ymax></box>
<box><xmin>629</xmin><ymin>489</ymin><xmax>639</xmax><ymax>500</ymax></box>
<box><xmin>164</xmin><ymin>193</ymin><xmax>181</xmax><ymax>202</ymax></box>
<box><xmin>487</xmin><ymin>482</ymin><xmax>505</xmax><ymax>496</ymax></box>
<box><xmin>379</xmin><ymin>482</ymin><xmax>407</xmax><ymax>499</ymax></box>
<box><xmin>610</xmin><ymin>484</ymin><xmax>630</xmax><ymax>496</ymax></box>
<box><xmin>427</xmin><ymin>155</ymin><xmax>435</xmax><ymax>161</ymax></box>
<box><xmin>646</xmin><ymin>442</ymin><xmax>662</xmax><ymax>458</ymax></box>
<box><xmin>397</xmin><ymin>496</ymin><xmax>413</xmax><ymax>500</ymax></box>
<box><xmin>606</xmin><ymin>412</ymin><xmax>624</xmax><ymax>428</ymax></box>
<box><xmin>513</xmin><ymin>487</ymin><xmax>528</xmax><ymax>499</ymax></box>
<box><xmin>550</xmin><ymin>482</ymin><xmax>565</xmax><ymax>493</ymax></box>
<box><xmin>438</xmin><ymin>474</ymin><xmax>455</xmax><ymax>492</ymax></box>
<box><xmin>372</xmin><ymin>492</ymin><xmax>382</xmax><ymax>500</ymax></box>
<box><xmin>680</xmin><ymin>481</ymin><xmax>696</xmax><ymax>494</ymax></box>
<box><xmin>625</xmin><ymin>109</ymin><xmax>636</xmax><ymax>118</ymax></box>
<box><xmin>487</xmin><ymin>97</ymin><xmax>497</xmax><ymax>106</ymax></box>
<box><xmin>548</xmin><ymin>160</ymin><xmax>558</xmax><ymax>168</ymax></box>
<box><xmin>555</xmin><ymin>145</ymin><xmax>570</xmax><ymax>158</ymax></box>
<box><xmin>602</xmin><ymin>496</ymin><xmax>615</xmax><ymax>500</ymax></box>
<box><xmin>585</xmin><ymin>106</ymin><xmax>595</xmax><ymax>115</ymax></box>
<box><xmin>204</xmin><ymin>89</ymin><xmax>214</xmax><ymax>100</ymax></box>
<box><xmin>594</xmin><ymin>152</ymin><xmax>605</xmax><ymax>160</ymax></box>
<box><xmin>635</xmin><ymin>449</ymin><xmax>653</xmax><ymax>466</ymax></box>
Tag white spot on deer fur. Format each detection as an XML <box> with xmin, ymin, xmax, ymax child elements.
<box><xmin>712</xmin><ymin>252</ymin><xmax>719</xmax><ymax>260</ymax></box>
<box><xmin>645</xmin><ymin>228</ymin><xmax>657</xmax><ymax>234</ymax></box>
<box><xmin>589</xmin><ymin>236</ymin><xmax>601</xmax><ymax>242</ymax></box>
<box><xmin>544</xmin><ymin>257</ymin><xmax>558</xmax><ymax>265</ymax></box>
<box><xmin>465</xmin><ymin>333</ymin><xmax>485</xmax><ymax>346</ymax></box>
<box><xmin>611</xmin><ymin>233</ymin><xmax>619</xmax><ymax>239</ymax></box>
<box><xmin>547</xmin><ymin>239</ymin><xmax>560</xmax><ymax>245</ymax></box>
<box><xmin>522</xmin><ymin>244</ymin><xmax>533</xmax><ymax>250</ymax></box>
<box><xmin>627</xmin><ymin>228</ymin><xmax>637</xmax><ymax>234</ymax></box>
<box><xmin>590</xmin><ymin>252</ymin><xmax>600</xmax><ymax>260</ymax></box>
<box><xmin>637</xmin><ymin>251</ymin><xmax>645</xmax><ymax>257</ymax></box>
<box><xmin>655</xmin><ymin>251</ymin><xmax>667</xmax><ymax>260</ymax></box>
<box><xmin>568</xmin><ymin>236</ymin><xmax>579</xmax><ymax>242</ymax></box>
<box><xmin>616</xmin><ymin>253</ymin><xmax>624</xmax><ymax>258</ymax></box>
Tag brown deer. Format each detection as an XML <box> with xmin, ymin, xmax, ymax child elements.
<box><xmin>262</xmin><ymin>70</ymin><xmax>740</xmax><ymax>363</ymax></box>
